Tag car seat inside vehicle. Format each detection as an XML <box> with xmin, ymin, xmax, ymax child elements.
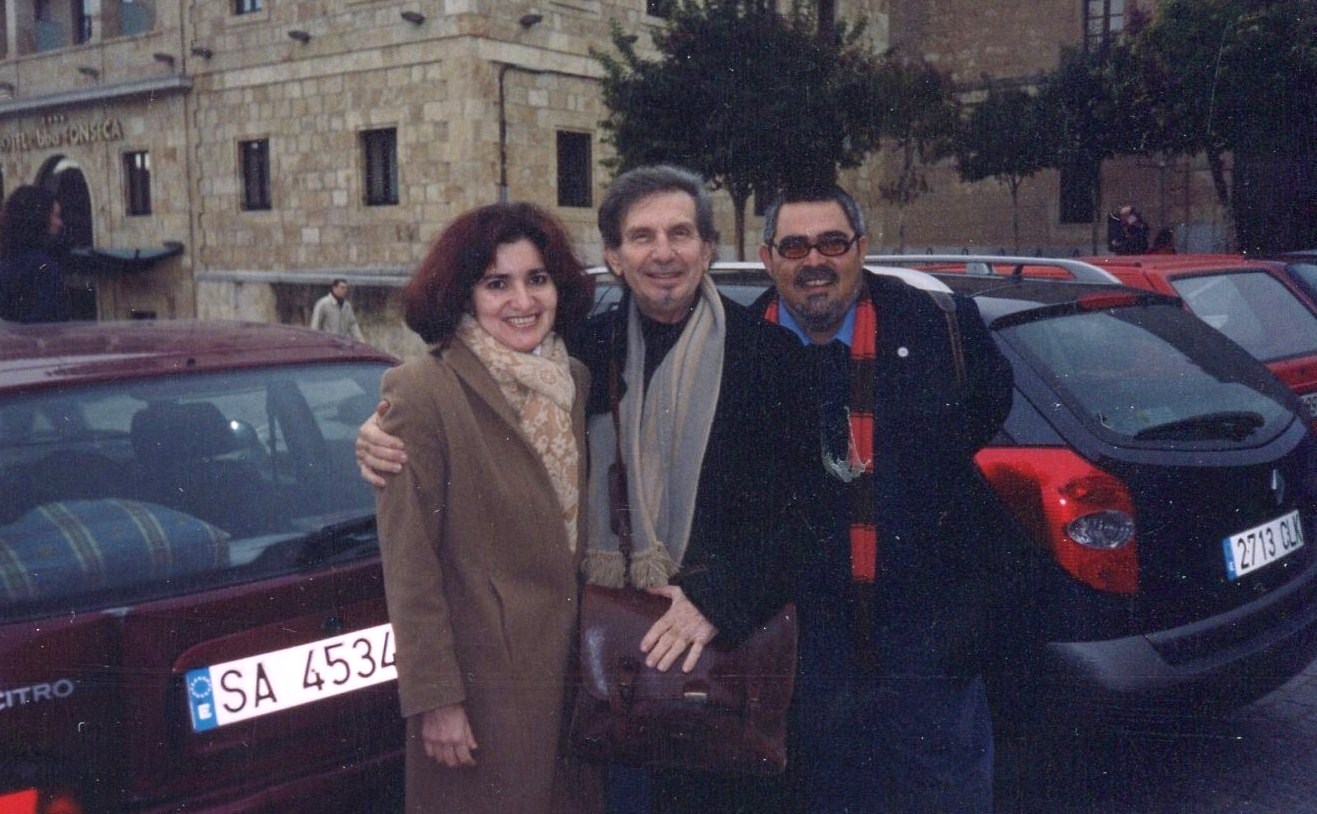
<box><xmin>130</xmin><ymin>400</ymin><xmax>278</xmax><ymax>536</ymax></box>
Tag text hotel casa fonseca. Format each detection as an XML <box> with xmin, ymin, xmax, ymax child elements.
<box><xmin>0</xmin><ymin>114</ymin><xmax>125</xmax><ymax>154</ymax></box>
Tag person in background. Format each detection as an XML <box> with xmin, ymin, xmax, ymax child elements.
<box><xmin>1107</xmin><ymin>203</ymin><xmax>1150</xmax><ymax>255</ymax></box>
<box><xmin>373</xmin><ymin>202</ymin><xmax>597</xmax><ymax>814</ymax></box>
<box><xmin>0</xmin><ymin>185</ymin><xmax>67</xmax><ymax>323</ymax></box>
<box><xmin>1150</xmin><ymin>226</ymin><xmax>1177</xmax><ymax>254</ymax></box>
<box><xmin>309</xmin><ymin>277</ymin><xmax>366</xmax><ymax>340</ymax></box>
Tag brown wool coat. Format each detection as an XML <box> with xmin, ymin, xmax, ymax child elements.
<box><xmin>376</xmin><ymin>340</ymin><xmax>590</xmax><ymax>814</ymax></box>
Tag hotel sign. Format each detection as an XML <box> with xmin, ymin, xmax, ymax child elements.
<box><xmin>0</xmin><ymin>114</ymin><xmax>124</xmax><ymax>154</ymax></box>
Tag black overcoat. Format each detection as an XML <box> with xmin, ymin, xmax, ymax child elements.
<box><xmin>574</xmin><ymin>294</ymin><xmax>816</xmax><ymax>644</ymax></box>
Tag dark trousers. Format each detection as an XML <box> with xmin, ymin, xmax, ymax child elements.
<box><xmin>606</xmin><ymin>763</ymin><xmax>785</xmax><ymax>814</ymax></box>
<box><xmin>789</xmin><ymin>606</ymin><xmax>993</xmax><ymax>814</ymax></box>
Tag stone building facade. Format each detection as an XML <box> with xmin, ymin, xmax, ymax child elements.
<box><xmin>873</xmin><ymin>0</ymin><xmax>1229</xmax><ymax>257</ymax></box>
<box><xmin>0</xmin><ymin>0</ymin><xmax>1229</xmax><ymax>359</ymax></box>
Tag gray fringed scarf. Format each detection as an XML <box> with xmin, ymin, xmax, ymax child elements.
<box><xmin>582</xmin><ymin>275</ymin><xmax>725</xmax><ymax>587</ymax></box>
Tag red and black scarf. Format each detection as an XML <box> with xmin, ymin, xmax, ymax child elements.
<box><xmin>764</xmin><ymin>295</ymin><xmax>878</xmax><ymax>583</ymax></box>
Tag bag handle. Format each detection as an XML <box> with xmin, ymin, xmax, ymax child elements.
<box><xmin>607</xmin><ymin>323</ymin><xmax>634</xmax><ymax>586</ymax></box>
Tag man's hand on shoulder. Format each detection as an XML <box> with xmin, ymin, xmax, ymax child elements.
<box><xmin>356</xmin><ymin>401</ymin><xmax>407</xmax><ymax>488</ymax></box>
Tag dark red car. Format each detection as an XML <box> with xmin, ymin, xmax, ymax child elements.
<box><xmin>1269</xmin><ymin>250</ymin><xmax>1317</xmax><ymax>309</ymax></box>
<box><xmin>0</xmin><ymin>320</ymin><xmax>401</xmax><ymax>814</ymax></box>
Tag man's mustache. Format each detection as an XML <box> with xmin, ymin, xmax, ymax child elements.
<box><xmin>793</xmin><ymin>266</ymin><xmax>839</xmax><ymax>288</ymax></box>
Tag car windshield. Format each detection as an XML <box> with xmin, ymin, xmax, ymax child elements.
<box><xmin>0</xmin><ymin>362</ymin><xmax>387</xmax><ymax>617</ymax></box>
<box><xmin>998</xmin><ymin>302</ymin><xmax>1296</xmax><ymax>445</ymax></box>
<box><xmin>1284</xmin><ymin>261</ymin><xmax>1317</xmax><ymax>305</ymax></box>
<box><xmin>591</xmin><ymin>270</ymin><xmax>768</xmax><ymax>315</ymax></box>
<box><xmin>1170</xmin><ymin>271</ymin><xmax>1317</xmax><ymax>362</ymax></box>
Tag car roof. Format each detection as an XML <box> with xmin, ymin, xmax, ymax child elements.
<box><xmin>864</xmin><ymin>254</ymin><xmax>1122</xmax><ymax>284</ymax></box>
<box><xmin>0</xmin><ymin>319</ymin><xmax>398</xmax><ymax>393</ymax></box>
<box><xmin>931</xmin><ymin>273</ymin><xmax>1177</xmax><ymax>323</ymax></box>
<box><xmin>588</xmin><ymin>260</ymin><xmax>955</xmax><ymax>293</ymax></box>
<box><xmin>589</xmin><ymin>259</ymin><xmax>1165</xmax><ymax>323</ymax></box>
<box><xmin>1084</xmin><ymin>253</ymin><xmax>1289</xmax><ymax>275</ymax></box>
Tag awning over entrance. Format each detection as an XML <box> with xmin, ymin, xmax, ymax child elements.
<box><xmin>65</xmin><ymin>241</ymin><xmax>184</xmax><ymax>274</ymax></box>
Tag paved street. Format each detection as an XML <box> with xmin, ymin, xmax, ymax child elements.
<box><xmin>999</xmin><ymin>657</ymin><xmax>1317</xmax><ymax>813</ymax></box>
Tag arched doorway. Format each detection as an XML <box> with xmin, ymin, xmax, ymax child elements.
<box><xmin>36</xmin><ymin>155</ymin><xmax>96</xmax><ymax>319</ymax></box>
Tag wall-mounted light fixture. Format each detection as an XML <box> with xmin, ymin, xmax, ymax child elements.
<box><xmin>400</xmin><ymin>10</ymin><xmax>425</xmax><ymax>25</ymax></box>
<box><xmin>190</xmin><ymin>45</ymin><xmax>214</xmax><ymax>59</ymax></box>
<box><xmin>287</xmin><ymin>29</ymin><xmax>312</xmax><ymax>43</ymax></box>
<box><xmin>519</xmin><ymin>13</ymin><xmax>543</xmax><ymax>29</ymax></box>
<box><xmin>77</xmin><ymin>66</ymin><xmax>101</xmax><ymax>80</ymax></box>
<box><xmin>152</xmin><ymin>52</ymin><xmax>176</xmax><ymax>68</ymax></box>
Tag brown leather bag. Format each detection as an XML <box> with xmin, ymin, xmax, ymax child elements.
<box><xmin>571</xmin><ymin>586</ymin><xmax>797</xmax><ymax>774</ymax></box>
<box><xmin>569</xmin><ymin>350</ymin><xmax>797</xmax><ymax>774</ymax></box>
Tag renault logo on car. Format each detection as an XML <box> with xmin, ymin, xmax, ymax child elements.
<box><xmin>1272</xmin><ymin>469</ymin><xmax>1287</xmax><ymax>506</ymax></box>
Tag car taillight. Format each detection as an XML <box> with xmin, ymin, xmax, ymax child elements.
<box><xmin>0</xmin><ymin>790</ymin><xmax>36</xmax><ymax>814</ymax></box>
<box><xmin>975</xmin><ymin>447</ymin><xmax>1139</xmax><ymax>594</ymax></box>
<box><xmin>1076</xmin><ymin>291</ymin><xmax>1146</xmax><ymax>311</ymax></box>
<box><xmin>0</xmin><ymin>788</ymin><xmax>83</xmax><ymax>814</ymax></box>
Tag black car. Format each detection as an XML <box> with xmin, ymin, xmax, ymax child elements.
<box><xmin>934</xmin><ymin>272</ymin><xmax>1317</xmax><ymax>726</ymax></box>
<box><xmin>593</xmin><ymin>262</ymin><xmax>1317</xmax><ymax>730</ymax></box>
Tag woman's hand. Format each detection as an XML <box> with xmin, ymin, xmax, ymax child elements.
<box><xmin>420</xmin><ymin>702</ymin><xmax>479</xmax><ymax>767</ymax></box>
<box><xmin>640</xmin><ymin>585</ymin><xmax>718</xmax><ymax>674</ymax></box>
<box><xmin>356</xmin><ymin>401</ymin><xmax>407</xmax><ymax>487</ymax></box>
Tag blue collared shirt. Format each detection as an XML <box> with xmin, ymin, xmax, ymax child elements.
<box><xmin>775</xmin><ymin>298</ymin><xmax>857</xmax><ymax>348</ymax></box>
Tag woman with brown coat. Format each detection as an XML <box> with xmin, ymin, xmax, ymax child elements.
<box><xmin>375</xmin><ymin>202</ymin><xmax>595</xmax><ymax>813</ymax></box>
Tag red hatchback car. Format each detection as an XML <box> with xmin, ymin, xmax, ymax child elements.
<box><xmin>1085</xmin><ymin>254</ymin><xmax>1317</xmax><ymax>425</ymax></box>
<box><xmin>0</xmin><ymin>320</ymin><xmax>402</xmax><ymax>814</ymax></box>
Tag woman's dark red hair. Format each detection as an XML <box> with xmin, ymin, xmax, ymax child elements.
<box><xmin>402</xmin><ymin>202</ymin><xmax>594</xmax><ymax>346</ymax></box>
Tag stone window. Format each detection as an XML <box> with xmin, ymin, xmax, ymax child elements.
<box><xmin>239</xmin><ymin>139</ymin><xmax>271</xmax><ymax>211</ymax></box>
<box><xmin>556</xmin><ymin>131</ymin><xmax>592</xmax><ymax>209</ymax></box>
<box><xmin>233</xmin><ymin>0</ymin><xmax>262</xmax><ymax>15</ymax></box>
<box><xmin>115</xmin><ymin>0</ymin><xmax>155</xmax><ymax>37</ymax></box>
<box><xmin>123</xmin><ymin>151</ymin><xmax>151</xmax><ymax>216</ymax></box>
<box><xmin>1059</xmin><ymin>161</ymin><xmax>1097</xmax><ymax>224</ymax></box>
<box><xmin>361</xmin><ymin>128</ymin><xmax>399</xmax><ymax>207</ymax></box>
<box><xmin>33</xmin><ymin>0</ymin><xmax>68</xmax><ymax>52</ymax></box>
<box><xmin>1083</xmin><ymin>0</ymin><xmax>1125</xmax><ymax>52</ymax></box>
<box><xmin>74</xmin><ymin>0</ymin><xmax>91</xmax><ymax>43</ymax></box>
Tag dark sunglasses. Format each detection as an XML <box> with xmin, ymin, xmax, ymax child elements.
<box><xmin>768</xmin><ymin>233</ymin><xmax>860</xmax><ymax>260</ymax></box>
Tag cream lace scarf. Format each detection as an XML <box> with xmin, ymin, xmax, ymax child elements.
<box><xmin>582</xmin><ymin>275</ymin><xmax>725</xmax><ymax>588</ymax></box>
<box><xmin>456</xmin><ymin>315</ymin><xmax>580</xmax><ymax>552</ymax></box>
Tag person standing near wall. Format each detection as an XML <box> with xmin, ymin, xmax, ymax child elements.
<box><xmin>1107</xmin><ymin>204</ymin><xmax>1150</xmax><ymax>255</ymax></box>
<box><xmin>0</xmin><ymin>185</ymin><xmax>68</xmax><ymax>323</ymax></box>
<box><xmin>310</xmin><ymin>278</ymin><xmax>366</xmax><ymax>340</ymax></box>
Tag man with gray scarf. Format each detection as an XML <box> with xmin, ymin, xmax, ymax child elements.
<box><xmin>572</xmin><ymin>165</ymin><xmax>811</xmax><ymax>812</ymax></box>
<box><xmin>576</xmin><ymin>165</ymin><xmax>810</xmax><ymax>665</ymax></box>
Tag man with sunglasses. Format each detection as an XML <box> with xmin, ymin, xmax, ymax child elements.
<box><xmin>752</xmin><ymin>185</ymin><xmax>1012</xmax><ymax>814</ymax></box>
